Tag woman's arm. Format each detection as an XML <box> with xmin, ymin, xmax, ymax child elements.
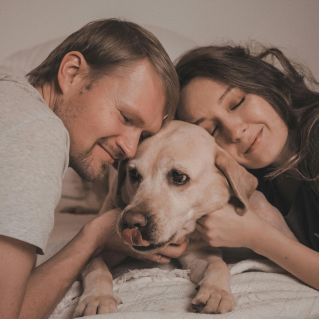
<box><xmin>251</xmin><ymin>222</ymin><xmax>319</xmax><ymax>289</ymax></box>
<box><xmin>196</xmin><ymin>191</ymin><xmax>319</xmax><ymax>290</ymax></box>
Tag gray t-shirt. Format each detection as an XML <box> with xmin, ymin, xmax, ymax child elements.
<box><xmin>0</xmin><ymin>67</ymin><xmax>70</xmax><ymax>254</ymax></box>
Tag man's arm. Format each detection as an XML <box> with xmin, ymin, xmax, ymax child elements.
<box><xmin>0</xmin><ymin>236</ymin><xmax>36</xmax><ymax>319</ymax></box>
<box><xmin>19</xmin><ymin>229</ymin><xmax>99</xmax><ymax>319</ymax></box>
<box><xmin>0</xmin><ymin>209</ymin><xmax>119</xmax><ymax>319</ymax></box>
<box><xmin>0</xmin><ymin>207</ymin><xmax>187</xmax><ymax>319</ymax></box>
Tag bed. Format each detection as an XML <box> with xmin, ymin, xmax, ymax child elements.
<box><xmin>41</xmin><ymin>211</ymin><xmax>319</xmax><ymax>319</ymax></box>
<box><xmin>2</xmin><ymin>24</ymin><xmax>319</xmax><ymax>319</ymax></box>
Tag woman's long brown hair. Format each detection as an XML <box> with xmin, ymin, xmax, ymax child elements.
<box><xmin>176</xmin><ymin>45</ymin><xmax>319</xmax><ymax>181</ymax></box>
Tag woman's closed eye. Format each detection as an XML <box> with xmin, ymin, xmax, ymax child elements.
<box><xmin>230</xmin><ymin>96</ymin><xmax>245</xmax><ymax>110</ymax></box>
<box><xmin>211</xmin><ymin>96</ymin><xmax>245</xmax><ymax>136</ymax></box>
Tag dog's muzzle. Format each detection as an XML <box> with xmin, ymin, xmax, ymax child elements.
<box><xmin>118</xmin><ymin>208</ymin><xmax>169</xmax><ymax>252</ymax></box>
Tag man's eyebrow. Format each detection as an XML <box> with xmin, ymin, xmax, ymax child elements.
<box><xmin>193</xmin><ymin>118</ymin><xmax>205</xmax><ymax>125</ymax></box>
<box><xmin>218</xmin><ymin>86</ymin><xmax>233</xmax><ymax>103</ymax></box>
<box><xmin>122</xmin><ymin>106</ymin><xmax>145</xmax><ymax>126</ymax></box>
<box><xmin>122</xmin><ymin>106</ymin><xmax>163</xmax><ymax>135</ymax></box>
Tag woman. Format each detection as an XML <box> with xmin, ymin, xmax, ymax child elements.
<box><xmin>175</xmin><ymin>45</ymin><xmax>319</xmax><ymax>289</ymax></box>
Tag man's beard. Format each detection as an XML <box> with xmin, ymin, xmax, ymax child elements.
<box><xmin>69</xmin><ymin>151</ymin><xmax>109</xmax><ymax>182</ymax></box>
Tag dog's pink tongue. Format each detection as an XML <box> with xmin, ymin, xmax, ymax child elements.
<box><xmin>122</xmin><ymin>228</ymin><xmax>150</xmax><ymax>247</ymax></box>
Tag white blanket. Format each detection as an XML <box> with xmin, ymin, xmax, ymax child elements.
<box><xmin>49</xmin><ymin>260</ymin><xmax>319</xmax><ymax>319</ymax></box>
<box><xmin>44</xmin><ymin>213</ymin><xmax>319</xmax><ymax>319</ymax></box>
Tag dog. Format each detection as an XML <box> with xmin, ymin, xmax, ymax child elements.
<box><xmin>73</xmin><ymin>120</ymin><xmax>257</xmax><ymax>316</ymax></box>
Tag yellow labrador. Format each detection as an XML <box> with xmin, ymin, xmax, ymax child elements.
<box><xmin>74</xmin><ymin>120</ymin><xmax>257</xmax><ymax>316</ymax></box>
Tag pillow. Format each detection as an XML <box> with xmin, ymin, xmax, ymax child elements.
<box><xmin>1</xmin><ymin>24</ymin><xmax>196</xmax><ymax>74</ymax></box>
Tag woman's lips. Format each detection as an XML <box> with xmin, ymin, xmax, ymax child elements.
<box><xmin>245</xmin><ymin>128</ymin><xmax>263</xmax><ymax>154</ymax></box>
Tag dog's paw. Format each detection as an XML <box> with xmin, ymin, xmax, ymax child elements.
<box><xmin>191</xmin><ymin>285</ymin><xmax>235</xmax><ymax>314</ymax></box>
<box><xmin>73</xmin><ymin>294</ymin><xmax>121</xmax><ymax>317</ymax></box>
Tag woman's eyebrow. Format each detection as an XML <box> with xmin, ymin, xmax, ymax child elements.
<box><xmin>218</xmin><ymin>86</ymin><xmax>233</xmax><ymax>103</ymax></box>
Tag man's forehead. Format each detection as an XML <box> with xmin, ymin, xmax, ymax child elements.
<box><xmin>122</xmin><ymin>100</ymin><xmax>166</xmax><ymax>134</ymax></box>
<box><xmin>105</xmin><ymin>59</ymin><xmax>167</xmax><ymax>133</ymax></box>
<box><xmin>146</xmin><ymin>111</ymin><xmax>167</xmax><ymax>135</ymax></box>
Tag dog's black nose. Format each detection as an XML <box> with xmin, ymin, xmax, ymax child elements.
<box><xmin>122</xmin><ymin>210</ymin><xmax>147</xmax><ymax>229</ymax></box>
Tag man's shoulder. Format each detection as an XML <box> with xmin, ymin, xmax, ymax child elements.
<box><xmin>0</xmin><ymin>67</ymin><xmax>68</xmax><ymax>145</ymax></box>
<box><xmin>0</xmin><ymin>66</ymin><xmax>36</xmax><ymax>97</ymax></box>
<box><xmin>0</xmin><ymin>66</ymin><xmax>45</xmax><ymax>120</ymax></box>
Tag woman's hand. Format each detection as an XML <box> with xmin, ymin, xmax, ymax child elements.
<box><xmin>196</xmin><ymin>203</ymin><xmax>261</xmax><ymax>249</ymax></box>
<box><xmin>196</xmin><ymin>191</ymin><xmax>296</xmax><ymax>250</ymax></box>
<box><xmin>248</xmin><ymin>191</ymin><xmax>297</xmax><ymax>240</ymax></box>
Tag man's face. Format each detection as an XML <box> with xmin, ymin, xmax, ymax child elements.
<box><xmin>57</xmin><ymin>59</ymin><xmax>166</xmax><ymax>181</ymax></box>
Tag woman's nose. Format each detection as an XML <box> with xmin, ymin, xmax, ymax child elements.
<box><xmin>224</xmin><ymin>120</ymin><xmax>247</xmax><ymax>143</ymax></box>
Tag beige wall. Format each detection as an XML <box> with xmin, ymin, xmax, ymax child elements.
<box><xmin>0</xmin><ymin>0</ymin><xmax>318</xmax><ymax>77</ymax></box>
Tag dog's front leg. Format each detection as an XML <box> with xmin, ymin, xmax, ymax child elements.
<box><xmin>193</xmin><ymin>254</ymin><xmax>235</xmax><ymax>313</ymax></box>
<box><xmin>180</xmin><ymin>250</ymin><xmax>235</xmax><ymax>314</ymax></box>
<box><xmin>73</xmin><ymin>256</ymin><xmax>121</xmax><ymax>317</ymax></box>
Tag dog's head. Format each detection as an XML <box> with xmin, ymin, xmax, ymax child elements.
<box><xmin>115</xmin><ymin>120</ymin><xmax>257</xmax><ymax>253</ymax></box>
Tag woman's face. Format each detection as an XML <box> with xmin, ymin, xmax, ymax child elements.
<box><xmin>177</xmin><ymin>77</ymin><xmax>289</xmax><ymax>169</ymax></box>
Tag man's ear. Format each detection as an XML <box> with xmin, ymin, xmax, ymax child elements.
<box><xmin>215</xmin><ymin>146</ymin><xmax>258</xmax><ymax>215</ymax></box>
<box><xmin>57</xmin><ymin>51</ymin><xmax>89</xmax><ymax>94</ymax></box>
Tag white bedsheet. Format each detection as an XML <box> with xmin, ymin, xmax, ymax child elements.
<box><xmin>44</xmin><ymin>213</ymin><xmax>319</xmax><ymax>319</ymax></box>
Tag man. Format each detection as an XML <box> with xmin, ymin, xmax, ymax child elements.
<box><xmin>0</xmin><ymin>19</ymin><xmax>186</xmax><ymax>319</ymax></box>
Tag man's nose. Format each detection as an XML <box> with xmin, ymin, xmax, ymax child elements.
<box><xmin>118</xmin><ymin>128</ymin><xmax>141</xmax><ymax>159</ymax></box>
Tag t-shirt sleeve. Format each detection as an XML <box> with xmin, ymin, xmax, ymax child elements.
<box><xmin>0</xmin><ymin>117</ymin><xmax>69</xmax><ymax>254</ymax></box>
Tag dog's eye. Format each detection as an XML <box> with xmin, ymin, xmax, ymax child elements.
<box><xmin>128</xmin><ymin>168</ymin><xmax>142</xmax><ymax>184</ymax></box>
<box><xmin>169</xmin><ymin>169</ymin><xmax>190</xmax><ymax>186</ymax></box>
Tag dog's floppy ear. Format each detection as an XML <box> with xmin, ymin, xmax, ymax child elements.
<box><xmin>114</xmin><ymin>159</ymin><xmax>129</xmax><ymax>209</ymax></box>
<box><xmin>215</xmin><ymin>147</ymin><xmax>258</xmax><ymax>215</ymax></box>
